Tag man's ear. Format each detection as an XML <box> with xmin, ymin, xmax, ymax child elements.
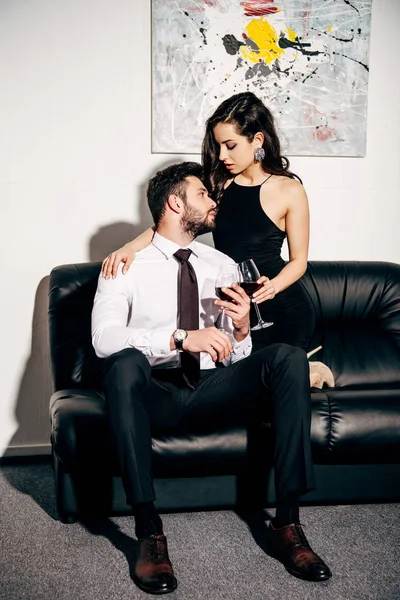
<box><xmin>167</xmin><ymin>194</ymin><xmax>183</xmax><ymax>214</ymax></box>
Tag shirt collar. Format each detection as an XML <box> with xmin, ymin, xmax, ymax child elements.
<box><xmin>152</xmin><ymin>231</ymin><xmax>200</xmax><ymax>259</ymax></box>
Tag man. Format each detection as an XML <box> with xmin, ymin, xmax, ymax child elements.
<box><xmin>92</xmin><ymin>162</ymin><xmax>331</xmax><ymax>594</ymax></box>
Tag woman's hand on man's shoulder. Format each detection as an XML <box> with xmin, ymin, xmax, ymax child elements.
<box><xmin>101</xmin><ymin>244</ymin><xmax>136</xmax><ymax>279</ymax></box>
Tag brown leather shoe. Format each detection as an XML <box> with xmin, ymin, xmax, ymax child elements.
<box><xmin>134</xmin><ymin>534</ymin><xmax>177</xmax><ymax>594</ymax></box>
<box><xmin>266</xmin><ymin>521</ymin><xmax>332</xmax><ymax>582</ymax></box>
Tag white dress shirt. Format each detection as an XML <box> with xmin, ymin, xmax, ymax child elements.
<box><xmin>92</xmin><ymin>232</ymin><xmax>252</xmax><ymax>369</ymax></box>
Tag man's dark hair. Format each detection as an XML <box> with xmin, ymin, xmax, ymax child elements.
<box><xmin>147</xmin><ymin>162</ymin><xmax>204</xmax><ymax>226</ymax></box>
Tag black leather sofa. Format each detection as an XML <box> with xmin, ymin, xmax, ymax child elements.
<box><xmin>48</xmin><ymin>261</ymin><xmax>400</xmax><ymax>522</ymax></box>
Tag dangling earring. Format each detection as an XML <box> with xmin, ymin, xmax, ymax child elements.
<box><xmin>254</xmin><ymin>147</ymin><xmax>265</xmax><ymax>162</ymax></box>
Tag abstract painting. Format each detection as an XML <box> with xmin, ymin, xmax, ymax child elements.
<box><xmin>152</xmin><ymin>0</ymin><xmax>372</xmax><ymax>156</ymax></box>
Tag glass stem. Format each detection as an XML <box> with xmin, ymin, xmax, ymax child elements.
<box><xmin>217</xmin><ymin>307</ymin><xmax>225</xmax><ymax>330</ymax></box>
<box><xmin>253</xmin><ymin>300</ymin><xmax>264</xmax><ymax>324</ymax></box>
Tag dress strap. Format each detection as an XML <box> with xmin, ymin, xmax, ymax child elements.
<box><xmin>233</xmin><ymin>173</ymin><xmax>273</xmax><ymax>186</ymax></box>
<box><xmin>260</xmin><ymin>173</ymin><xmax>273</xmax><ymax>186</ymax></box>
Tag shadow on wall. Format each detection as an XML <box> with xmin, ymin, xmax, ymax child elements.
<box><xmin>5</xmin><ymin>276</ymin><xmax>53</xmax><ymax>456</ymax></box>
<box><xmin>5</xmin><ymin>158</ymin><xmax>211</xmax><ymax>458</ymax></box>
<box><xmin>89</xmin><ymin>181</ymin><xmax>154</xmax><ymax>263</ymax></box>
<box><xmin>5</xmin><ymin>219</ymin><xmax>152</xmax><ymax>457</ymax></box>
<box><xmin>4</xmin><ymin>169</ymin><xmax>157</xmax><ymax>457</ymax></box>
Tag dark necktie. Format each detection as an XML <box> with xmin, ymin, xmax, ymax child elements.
<box><xmin>173</xmin><ymin>249</ymin><xmax>200</xmax><ymax>389</ymax></box>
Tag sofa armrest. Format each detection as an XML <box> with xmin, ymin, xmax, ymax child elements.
<box><xmin>50</xmin><ymin>389</ymin><xmax>110</xmax><ymax>470</ymax></box>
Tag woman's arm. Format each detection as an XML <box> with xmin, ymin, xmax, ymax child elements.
<box><xmin>253</xmin><ymin>181</ymin><xmax>310</xmax><ymax>303</ymax></box>
<box><xmin>102</xmin><ymin>226</ymin><xmax>155</xmax><ymax>279</ymax></box>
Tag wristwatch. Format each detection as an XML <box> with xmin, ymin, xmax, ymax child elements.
<box><xmin>173</xmin><ymin>329</ymin><xmax>188</xmax><ymax>352</ymax></box>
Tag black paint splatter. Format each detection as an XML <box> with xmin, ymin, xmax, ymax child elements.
<box><xmin>199</xmin><ymin>27</ymin><xmax>207</xmax><ymax>45</ymax></box>
<box><xmin>311</xmin><ymin>26</ymin><xmax>354</xmax><ymax>43</ymax></box>
<box><xmin>302</xmin><ymin>66</ymin><xmax>319</xmax><ymax>84</ymax></box>
<box><xmin>279</xmin><ymin>33</ymin><xmax>326</xmax><ymax>57</ymax></box>
<box><xmin>183</xmin><ymin>10</ymin><xmax>207</xmax><ymax>46</ymax></box>
<box><xmin>333</xmin><ymin>51</ymin><xmax>369</xmax><ymax>71</ymax></box>
<box><xmin>274</xmin><ymin>62</ymin><xmax>294</xmax><ymax>77</ymax></box>
<box><xmin>343</xmin><ymin>0</ymin><xmax>359</xmax><ymax>15</ymax></box>
<box><xmin>222</xmin><ymin>34</ymin><xmax>244</xmax><ymax>55</ymax></box>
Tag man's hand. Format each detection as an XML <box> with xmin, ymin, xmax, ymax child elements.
<box><xmin>214</xmin><ymin>283</ymin><xmax>251</xmax><ymax>341</ymax></box>
<box><xmin>183</xmin><ymin>327</ymin><xmax>233</xmax><ymax>362</ymax></box>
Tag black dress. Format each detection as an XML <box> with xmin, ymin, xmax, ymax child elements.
<box><xmin>213</xmin><ymin>180</ymin><xmax>315</xmax><ymax>352</ymax></box>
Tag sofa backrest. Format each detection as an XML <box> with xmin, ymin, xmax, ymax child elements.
<box><xmin>48</xmin><ymin>261</ymin><xmax>400</xmax><ymax>391</ymax></box>
<box><xmin>301</xmin><ymin>262</ymin><xmax>400</xmax><ymax>388</ymax></box>
<box><xmin>49</xmin><ymin>263</ymin><xmax>103</xmax><ymax>391</ymax></box>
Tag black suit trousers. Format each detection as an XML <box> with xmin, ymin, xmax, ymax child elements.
<box><xmin>102</xmin><ymin>344</ymin><xmax>315</xmax><ymax>505</ymax></box>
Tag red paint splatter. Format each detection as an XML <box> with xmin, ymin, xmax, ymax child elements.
<box><xmin>314</xmin><ymin>126</ymin><xmax>335</xmax><ymax>142</ymax></box>
<box><xmin>303</xmin><ymin>108</ymin><xmax>337</xmax><ymax>143</ymax></box>
<box><xmin>240</xmin><ymin>1</ymin><xmax>279</xmax><ymax>16</ymax></box>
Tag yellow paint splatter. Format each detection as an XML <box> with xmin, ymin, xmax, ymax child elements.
<box><xmin>240</xmin><ymin>17</ymin><xmax>284</xmax><ymax>65</ymax></box>
<box><xmin>240</xmin><ymin>17</ymin><xmax>299</xmax><ymax>65</ymax></box>
<box><xmin>287</xmin><ymin>27</ymin><xmax>297</xmax><ymax>42</ymax></box>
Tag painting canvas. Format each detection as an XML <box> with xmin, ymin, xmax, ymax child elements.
<box><xmin>152</xmin><ymin>0</ymin><xmax>372</xmax><ymax>156</ymax></box>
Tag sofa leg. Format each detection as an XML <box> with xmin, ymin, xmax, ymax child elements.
<box><xmin>52</xmin><ymin>450</ymin><xmax>79</xmax><ymax>523</ymax></box>
<box><xmin>58</xmin><ymin>513</ymin><xmax>78</xmax><ymax>525</ymax></box>
<box><xmin>59</xmin><ymin>513</ymin><xmax>78</xmax><ymax>524</ymax></box>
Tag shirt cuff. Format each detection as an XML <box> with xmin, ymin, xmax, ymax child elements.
<box><xmin>231</xmin><ymin>332</ymin><xmax>252</xmax><ymax>356</ymax></box>
<box><xmin>146</xmin><ymin>328</ymin><xmax>173</xmax><ymax>356</ymax></box>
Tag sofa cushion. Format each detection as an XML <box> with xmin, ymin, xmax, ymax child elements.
<box><xmin>50</xmin><ymin>389</ymin><xmax>339</xmax><ymax>475</ymax></box>
<box><xmin>321</xmin><ymin>388</ymin><xmax>400</xmax><ymax>464</ymax></box>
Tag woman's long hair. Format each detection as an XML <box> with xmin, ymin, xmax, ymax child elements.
<box><xmin>202</xmin><ymin>92</ymin><xmax>301</xmax><ymax>202</ymax></box>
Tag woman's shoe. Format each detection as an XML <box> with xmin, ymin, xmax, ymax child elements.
<box><xmin>309</xmin><ymin>361</ymin><xmax>335</xmax><ymax>388</ymax></box>
<box><xmin>306</xmin><ymin>346</ymin><xmax>335</xmax><ymax>388</ymax></box>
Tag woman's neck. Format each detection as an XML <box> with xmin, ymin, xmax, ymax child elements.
<box><xmin>235</xmin><ymin>164</ymin><xmax>269</xmax><ymax>186</ymax></box>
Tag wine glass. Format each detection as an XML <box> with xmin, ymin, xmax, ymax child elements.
<box><xmin>215</xmin><ymin>262</ymin><xmax>241</xmax><ymax>335</ymax></box>
<box><xmin>238</xmin><ymin>259</ymin><xmax>273</xmax><ymax>330</ymax></box>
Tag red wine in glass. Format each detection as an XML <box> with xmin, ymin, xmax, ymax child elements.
<box><xmin>238</xmin><ymin>259</ymin><xmax>273</xmax><ymax>330</ymax></box>
<box><xmin>215</xmin><ymin>287</ymin><xmax>234</xmax><ymax>302</ymax></box>
<box><xmin>239</xmin><ymin>282</ymin><xmax>263</xmax><ymax>297</ymax></box>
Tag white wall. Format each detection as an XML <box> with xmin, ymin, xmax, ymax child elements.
<box><xmin>0</xmin><ymin>0</ymin><xmax>399</xmax><ymax>455</ymax></box>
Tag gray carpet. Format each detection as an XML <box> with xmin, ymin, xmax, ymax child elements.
<box><xmin>1</xmin><ymin>462</ymin><xmax>399</xmax><ymax>600</ymax></box>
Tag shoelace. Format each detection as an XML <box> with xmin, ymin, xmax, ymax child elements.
<box><xmin>148</xmin><ymin>536</ymin><xmax>165</xmax><ymax>563</ymax></box>
<box><xmin>289</xmin><ymin>524</ymin><xmax>309</xmax><ymax>549</ymax></box>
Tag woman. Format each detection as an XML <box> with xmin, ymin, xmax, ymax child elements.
<box><xmin>102</xmin><ymin>92</ymin><xmax>332</xmax><ymax>387</ymax></box>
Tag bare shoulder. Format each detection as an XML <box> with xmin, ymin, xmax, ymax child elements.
<box><xmin>276</xmin><ymin>176</ymin><xmax>304</xmax><ymax>192</ymax></box>
<box><xmin>260</xmin><ymin>175</ymin><xmax>307</xmax><ymax>211</ymax></box>
<box><xmin>276</xmin><ymin>177</ymin><xmax>308</xmax><ymax>207</ymax></box>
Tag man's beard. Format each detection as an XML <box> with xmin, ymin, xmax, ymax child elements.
<box><xmin>181</xmin><ymin>205</ymin><xmax>216</xmax><ymax>237</ymax></box>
